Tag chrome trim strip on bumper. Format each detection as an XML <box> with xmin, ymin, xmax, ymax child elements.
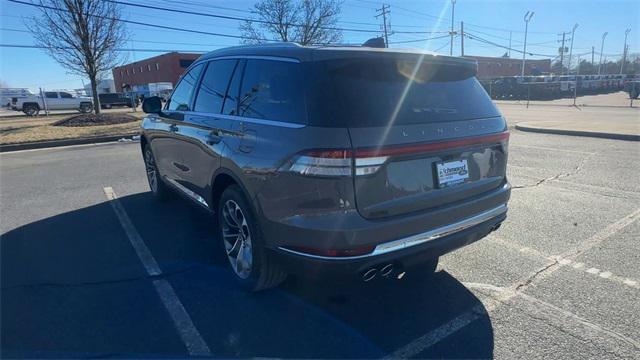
<box><xmin>164</xmin><ymin>177</ymin><xmax>210</xmax><ymax>209</ymax></box>
<box><xmin>277</xmin><ymin>204</ymin><xmax>507</xmax><ymax>261</ymax></box>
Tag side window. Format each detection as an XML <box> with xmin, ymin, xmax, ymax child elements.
<box><xmin>167</xmin><ymin>63</ymin><xmax>204</xmax><ymax>111</ymax></box>
<box><xmin>223</xmin><ymin>60</ymin><xmax>244</xmax><ymax>115</ymax></box>
<box><xmin>59</xmin><ymin>92</ymin><xmax>73</xmax><ymax>98</ymax></box>
<box><xmin>45</xmin><ymin>92</ymin><xmax>58</xmax><ymax>99</ymax></box>
<box><xmin>238</xmin><ymin>60</ymin><xmax>306</xmax><ymax>124</ymax></box>
<box><xmin>193</xmin><ymin>59</ymin><xmax>237</xmax><ymax>114</ymax></box>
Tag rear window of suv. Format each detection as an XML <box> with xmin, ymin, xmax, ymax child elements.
<box><xmin>305</xmin><ymin>57</ymin><xmax>500</xmax><ymax>127</ymax></box>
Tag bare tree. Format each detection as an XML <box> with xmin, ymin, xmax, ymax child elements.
<box><xmin>241</xmin><ymin>0</ymin><xmax>342</xmax><ymax>46</ymax></box>
<box><xmin>27</xmin><ymin>0</ymin><xmax>127</xmax><ymax>113</ymax></box>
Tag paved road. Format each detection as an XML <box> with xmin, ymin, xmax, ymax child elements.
<box><xmin>1</xmin><ymin>131</ymin><xmax>639</xmax><ymax>358</ymax></box>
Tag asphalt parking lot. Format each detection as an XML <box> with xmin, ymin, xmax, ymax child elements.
<box><xmin>1</xmin><ymin>130</ymin><xmax>639</xmax><ymax>358</ymax></box>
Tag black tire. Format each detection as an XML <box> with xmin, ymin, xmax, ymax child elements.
<box><xmin>143</xmin><ymin>145</ymin><xmax>171</xmax><ymax>201</ymax></box>
<box><xmin>218</xmin><ymin>185</ymin><xmax>287</xmax><ymax>291</ymax></box>
<box><xmin>23</xmin><ymin>103</ymin><xmax>39</xmax><ymax>116</ymax></box>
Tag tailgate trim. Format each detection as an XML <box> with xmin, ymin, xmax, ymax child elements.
<box><xmin>277</xmin><ymin>204</ymin><xmax>507</xmax><ymax>260</ymax></box>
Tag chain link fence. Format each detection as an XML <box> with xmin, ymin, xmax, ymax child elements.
<box><xmin>480</xmin><ymin>74</ymin><xmax>639</xmax><ymax>108</ymax></box>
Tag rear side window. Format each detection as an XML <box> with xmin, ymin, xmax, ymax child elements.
<box><xmin>238</xmin><ymin>59</ymin><xmax>306</xmax><ymax>124</ymax></box>
<box><xmin>167</xmin><ymin>63</ymin><xmax>204</xmax><ymax>111</ymax></box>
<box><xmin>45</xmin><ymin>92</ymin><xmax>58</xmax><ymax>99</ymax></box>
<box><xmin>306</xmin><ymin>57</ymin><xmax>499</xmax><ymax>127</ymax></box>
<box><xmin>194</xmin><ymin>59</ymin><xmax>237</xmax><ymax>114</ymax></box>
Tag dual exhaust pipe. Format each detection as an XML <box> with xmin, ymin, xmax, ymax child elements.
<box><xmin>362</xmin><ymin>263</ymin><xmax>396</xmax><ymax>282</ymax></box>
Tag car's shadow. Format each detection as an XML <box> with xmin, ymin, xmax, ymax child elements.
<box><xmin>1</xmin><ymin>191</ymin><xmax>493</xmax><ymax>358</ymax></box>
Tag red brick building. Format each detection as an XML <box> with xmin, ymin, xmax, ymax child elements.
<box><xmin>112</xmin><ymin>52</ymin><xmax>202</xmax><ymax>92</ymax></box>
<box><xmin>463</xmin><ymin>55</ymin><xmax>551</xmax><ymax>79</ymax></box>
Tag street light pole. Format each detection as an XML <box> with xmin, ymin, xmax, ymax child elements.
<box><xmin>567</xmin><ymin>23</ymin><xmax>578</xmax><ymax>74</ymax></box>
<box><xmin>521</xmin><ymin>11</ymin><xmax>534</xmax><ymax>77</ymax></box>
<box><xmin>450</xmin><ymin>0</ymin><xmax>456</xmax><ymax>56</ymax></box>
<box><xmin>620</xmin><ymin>28</ymin><xmax>631</xmax><ymax>74</ymax></box>
<box><xmin>598</xmin><ymin>32</ymin><xmax>608</xmax><ymax>75</ymax></box>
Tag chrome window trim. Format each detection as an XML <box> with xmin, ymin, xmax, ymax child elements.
<box><xmin>277</xmin><ymin>204</ymin><xmax>508</xmax><ymax>261</ymax></box>
<box><xmin>178</xmin><ymin>56</ymin><xmax>306</xmax><ymax>128</ymax></box>
<box><xmin>203</xmin><ymin>55</ymin><xmax>301</xmax><ymax>63</ymax></box>
<box><xmin>188</xmin><ymin>112</ymin><xmax>306</xmax><ymax>129</ymax></box>
<box><xmin>164</xmin><ymin>177</ymin><xmax>209</xmax><ymax>209</ymax></box>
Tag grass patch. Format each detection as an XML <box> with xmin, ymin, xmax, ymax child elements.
<box><xmin>53</xmin><ymin>113</ymin><xmax>139</xmax><ymax>127</ymax></box>
<box><xmin>0</xmin><ymin>120</ymin><xmax>142</xmax><ymax>145</ymax></box>
<box><xmin>0</xmin><ymin>111</ymin><xmax>146</xmax><ymax>145</ymax></box>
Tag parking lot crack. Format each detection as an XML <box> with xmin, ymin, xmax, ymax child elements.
<box><xmin>0</xmin><ymin>265</ymin><xmax>200</xmax><ymax>291</ymax></box>
<box><xmin>512</xmin><ymin>152</ymin><xmax>595</xmax><ymax>190</ymax></box>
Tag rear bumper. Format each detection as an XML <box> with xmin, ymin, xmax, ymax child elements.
<box><xmin>262</xmin><ymin>182</ymin><xmax>510</xmax><ymax>278</ymax></box>
<box><xmin>270</xmin><ymin>209</ymin><xmax>506</xmax><ymax>279</ymax></box>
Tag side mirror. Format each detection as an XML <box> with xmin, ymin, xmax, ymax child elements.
<box><xmin>142</xmin><ymin>96</ymin><xmax>163</xmax><ymax>114</ymax></box>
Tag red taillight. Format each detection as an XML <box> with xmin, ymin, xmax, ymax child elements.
<box><xmin>284</xmin><ymin>245</ymin><xmax>376</xmax><ymax>258</ymax></box>
<box><xmin>288</xmin><ymin>132</ymin><xmax>509</xmax><ymax>177</ymax></box>
<box><xmin>354</xmin><ymin>132</ymin><xmax>510</xmax><ymax>158</ymax></box>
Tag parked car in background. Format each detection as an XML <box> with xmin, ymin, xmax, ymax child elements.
<box><xmin>1</xmin><ymin>88</ymin><xmax>33</xmax><ymax>108</ymax></box>
<box><xmin>12</xmin><ymin>91</ymin><xmax>93</xmax><ymax>115</ymax></box>
<box><xmin>140</xmin><ymin>43</ymin><xmax>511</xmax><ymax>291</ymax></box>
<box><xmin>98</xmin><ymin>93</ymin><xmax>138</xmax><ymax>109</ymax></box>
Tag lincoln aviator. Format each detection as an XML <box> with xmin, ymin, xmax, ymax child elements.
<box><xmin>140</xmin><ymin>43</ymin><xmax>511</xmax><ymax>291</ymax></box>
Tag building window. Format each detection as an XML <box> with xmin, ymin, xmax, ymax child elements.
<box><xmin>126</xmin><ymin>69</ymin><xmax>129</xmax><ymax>75</ymax></box>
<box><xmin>132</xmin><ymin>67</ymin><xmax>135</xmax><ymax>74</ymax></box>
<box><xmin>179</xmin><ymin>59</ymin><xmax>195</xmax><ymax>68</ymax></box>
<box><xmin>156</xmin><ymin>63</ymin><xmax>160</xmax><ymax>71</ymax></box>
<box><xmin>120</xmin><ymin>71</ymin><xmax>124</xmax><ymax>77</ymax></box>
<box><xmin>140</xmin><ymin>66</ymin><xmax>143</xmax><ymax>73</ymax></box>
<box><xmin>147</xmin><ymin>64</ymin><xmax>151</xmax><ymax>71</ymax></box>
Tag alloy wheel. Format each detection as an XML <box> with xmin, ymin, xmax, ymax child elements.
<box><xmin>144</xmin><ymin>149</ymin><xmax>158</xmax><ymax>193</ymax></box>
<box><xmin>221</xmin><ymin>199</ymin><xmax>253</xmax><ymax>279</ymax></box>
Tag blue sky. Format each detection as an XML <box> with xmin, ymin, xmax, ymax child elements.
<box><xmin>1</xmin><ymin>0</ymin><xmax>638</xmax><ymax>91</ymax></box>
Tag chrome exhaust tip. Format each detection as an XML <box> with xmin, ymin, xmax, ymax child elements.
<box><xmin>380</xmin><ymin>263</ymin><xmax>394</xmax><ymax>277</ymax></box>
<box><xmin>362</xmin><ymin>268</ymin><xmax>377</xmax><ymax>282</ymax></box>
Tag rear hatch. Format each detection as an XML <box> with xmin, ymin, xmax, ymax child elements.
<box><xmin>306</xmin><ymin>52</ymin><xmax>508</xmax><ymax>219</ymax></box>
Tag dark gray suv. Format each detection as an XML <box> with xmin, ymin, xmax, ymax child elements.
<box><xmin>140</xmin><ymin>43</ymin><xmax>510</xmax><ymax>291</ymax></box>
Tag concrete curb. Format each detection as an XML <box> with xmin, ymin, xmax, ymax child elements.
<box><xmin>0</xmin><ymin>134</ymin><xmax>139</xmax><ymax>152</ymax></box>
<box><xmin>515</xmin><ymin>124</ymin><xmax>639</xmax><ymax>142</ymax></box>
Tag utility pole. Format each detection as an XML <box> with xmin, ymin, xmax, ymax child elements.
<box><xmin>558</xmin><ymin>31</ymin><xmax>568</xmax><ymax>75</ymax></box>
<box><xmin>598</xmin><ymin>32</ymin><xmax>608</xmax><ymax>75</ymax></box>
<box><xmin>460</xmin><ymin>21</ymin><xmax>464</xmax><ymax>56</ymax></box>
<box><xmin>375</xmin><ymin>4</ymin><xmax>391</xmax><ymax>48</ymax></box>
<box><xmin>450</xmin><ymin>0</ymin><xmax>457</xmax><ymax>56</ymax></box>
<box><xmin>521</xmin><ymin>11</ymin><xmax>535</xmax><ymax>77</ymax></box>
<box><xmin>591</xmin><ymin>46</ymin><xmax>595</xmax><ymax>66</ymax></box>
<box><xmin>620</xmin><ymin>28</ymin><xmax>631</xmax><ymax>74</ymax></box>
<box><xmin>567</xmin><ymin>24</ymin><xmax>578</xmax><ymax>75</ymax></box>
<box><xmin>508</xmin><ymin>31</ymin><xmax>512</xmax><ymax>57</ymax></box>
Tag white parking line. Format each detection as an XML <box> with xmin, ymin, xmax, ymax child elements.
<box><xmin>384</xmin><ymin>304</ymin><xmax>484</xmax><ymax>359</ymax></box>
<box><xmin>489</xmin><ymin>233</ymin><xmax>640</xmax><ymax>290</ymax></box>
<box><xmin>103</xmin><ymin>187</ymin><xmax>211</xmax><ymax>356</ymax></box>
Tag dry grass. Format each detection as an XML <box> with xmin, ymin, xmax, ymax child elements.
<box><xmin>0</xmin><ymin>120</ymin><xmax>142</xmax><ymax>144</ymax></box>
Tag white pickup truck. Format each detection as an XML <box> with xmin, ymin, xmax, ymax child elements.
<box><xmin>12</xmin><ymin>91</ymin><xmax>94</xmax><ymax>116</ymax></box>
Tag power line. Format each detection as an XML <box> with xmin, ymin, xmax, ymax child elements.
<box><xmin>108</xmin><ymin>0</ymin><xmax>446</xmax><ymax>35</ymax></box>
<box><xmin>104</xmin><ymin>0</ymin><xmax>383</xmax><ymax>33</ymax></box>
<box><xmin>0</xmin><ymin>43</ymin><xmax>207</xmax><ymax>53</ymax></box>
<box><xmin>388</xmin><ymin>34</ymin><xmax>450</xmax><ymax>45</ymax></box>
<box><xmin>464</xmin><ymin>31</ymin><xmax>556</xmax><ymax>57</ymax></box>
<box><xmin>8</xmin><ymin>0</ymin><xmax>273</xmax><ymax>42</ymax></box>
